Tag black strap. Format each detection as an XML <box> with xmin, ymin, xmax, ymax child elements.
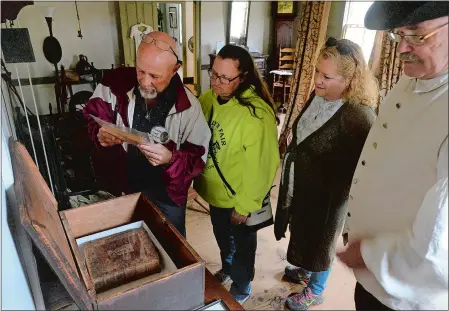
<box><xmin>208</xmin><ymin>106</ymin><xmax>236</xmax><ymax>196</ymax></box>
<box><xmin>113</xmin><ymin>102</ymin><xmax>119</xmax><ymax>124</ymax></box>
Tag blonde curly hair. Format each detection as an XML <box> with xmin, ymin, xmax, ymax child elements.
<box><xmin>318</xmin><ymin>38</ymin><xmax>379</xmax><ymax>108</ymax></box>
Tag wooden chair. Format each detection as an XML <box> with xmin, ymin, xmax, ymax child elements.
<box><xmin>278</xmin><ymin>47</ymin><xmax>295</xmax><ymax>70</ymax></box>
<box><xmin>272</xmin><ymin>47</ymin><xmax>295</xmax><ymax>108</ymax></box>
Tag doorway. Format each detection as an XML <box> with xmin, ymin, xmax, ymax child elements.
<box><xmin>118</xmin><ymin>1</ymin><xmax>200</xmax><ymax>95</ymax></box>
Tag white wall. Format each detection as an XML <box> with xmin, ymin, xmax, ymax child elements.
<box><xmin>246</xmin><ymin>1</ymin><xmax>272</xmax><ymax>55</ymax></box>
<box><xmin>1</xmin><ymin>100</ymin><xmax>36</xmax><ymax>310</ymax></box>
<box><xmin>2</xmin><ymin>2</ymin><xmax>120</xmax><ymax>115</ymax></box>
<box><xmin>200</xmin><ymin>1</ymin><xmax>228</xmax><ymax>92</ymax></box>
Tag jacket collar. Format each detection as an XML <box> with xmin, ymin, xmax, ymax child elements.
<box><xmin>172</xmin><ymin>73</ymin><xmax>191</xmax><ymax>113</ymax></box>
<box><xmin>406</xmin><ymin>69</ymin><xmax>448</xmax><ymax>94</ymax></box>
<box><xmin>211</xmin><ymin>85</ymin><xmax>258</xmax><ymax>105</ymax></box>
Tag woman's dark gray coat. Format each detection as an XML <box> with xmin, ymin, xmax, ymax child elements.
<box><xmin>274</xmin><ymin>94</ymin><xmax>376</xmax><ymax>272</ymax></box>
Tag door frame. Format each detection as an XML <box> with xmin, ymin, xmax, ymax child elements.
<box><xmin>154</xmin><ymin>1</ymin><xmax>200</xmax><ymax>94</ymax></box>
<box><xmin>194</xmin><ymin>1</ymin><xmax>201</xmax><ymax>94</ymax></box>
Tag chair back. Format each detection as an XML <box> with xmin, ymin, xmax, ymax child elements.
<box><xmin>278</xmin><ymin>47</ymin><xmax>295</xmax><ymax>70</ymax></box>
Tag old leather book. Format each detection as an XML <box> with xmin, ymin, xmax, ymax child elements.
<box><xmin>83</xmin><ymin>227</ymin><xmax>161</xmax><ymax>292</ymax></box>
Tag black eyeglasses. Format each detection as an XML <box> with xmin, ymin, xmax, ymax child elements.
<box><xmin>325</xmin><ymin>37</ymin><xmax>358</xmax><ymax>66</ymax></box>
<box><xmin>141</xmin><ymin>34</ymin><xmax>181</xmax><ymax>64</ymax></box>
<box><xmin>208</xmin><ymin>69</ymin><xmax>242</xmax><ymax>85</ymax></box>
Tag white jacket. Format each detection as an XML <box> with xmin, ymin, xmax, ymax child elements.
<box><xmin>346</xmin><ymin>71</ymin><xmax>448</xmax><ymax>310</ymax></box>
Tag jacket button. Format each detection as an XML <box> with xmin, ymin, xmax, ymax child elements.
<box><xmin>353</xmin><ymin>178</ymin><xmax>358</xmax><ymax>184</ymax></box>
<box><xmin>373</xmin><ymin>142</ymin><xmax>377</xmax><ymax>149</ymax></box>
<box><xmin>396</xmin><ymin>103</ymin><xmax>401</xmax><ymax>109</ymax></box>
<box><xmin>347</xmin><ymin>212</ymin><xmax>351</xmax><ymax>217</ymax></box>
<box><xmin>361</xmin><ymin>160</ymin><xmax>366</xmax><ymax>166</ymax></box>
<box><xmin>383</xmin><ymin>123</ymin><xmax>388</xmax><ymax>129</ymax></box>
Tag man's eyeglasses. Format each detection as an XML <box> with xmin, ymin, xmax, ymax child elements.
<box><xmin>141</xmin><ymin>34</ymin><xmax>181</xmax><ymax>64</ymax></box>
<box><xmin>208</xmin><ymin>69</ymin><xmax>241</xmax><ymax>85</ymax></box>
<box><xmin>325</xmin><ymin>37</ymin><xmax>358</xmax><ymax>66</ymax></box>
<box><xmin>388</xmin><ymin>23</ymin><xmax>448</xmax><ymax>46</ymax></box>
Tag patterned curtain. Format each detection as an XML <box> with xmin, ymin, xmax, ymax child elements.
<box><xmin>279</xmin><ymin>1</ymin><xmax>331</xmax><ymax>145</ymax></box>
<box><xmin>369</xmin><ymin>31</ymin><xmax>404</xmax><ymax>106</ymax></box>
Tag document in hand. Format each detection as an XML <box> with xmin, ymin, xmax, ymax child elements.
<box><xmin>90</xmin><ymin>114</ymin><xmax>151</xmax><ymax>145</ymax></box>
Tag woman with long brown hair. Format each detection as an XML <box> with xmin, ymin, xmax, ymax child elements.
<box><xmin>194</xmin><ymin>44</ymin><xmax>280</xmax><ymax>304</ymax></box>
<box><xmin>275</xmin><ymin>38</ymin><xmax>379</xmax><ymax>310</ymax></box>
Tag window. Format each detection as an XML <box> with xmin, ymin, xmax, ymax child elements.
<box><xmin>228</xmin><ymin>1</ymin><xmax>250</xmax><ymax>46</ymax></box>
<box><xmin>342</xmin><ymin>1</ymin><xmax>376</xmax><ymax>63</ymax></box>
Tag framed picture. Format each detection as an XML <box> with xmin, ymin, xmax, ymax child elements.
<box><xmin>169</xmin><ymin>7</ymin><xmax>177</xmax><ymax>28</ymax></box>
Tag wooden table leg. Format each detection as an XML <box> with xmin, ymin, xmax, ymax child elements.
<box><xmin>277</xmin><ymin>76</ymin><xmax>287</xmax><ymax>113</ymax></box>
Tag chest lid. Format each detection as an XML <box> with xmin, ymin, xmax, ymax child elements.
<box><xmin>9</xmin><ymin>139</ymin><xmax>93</xmax><ymax>310</ymax></box>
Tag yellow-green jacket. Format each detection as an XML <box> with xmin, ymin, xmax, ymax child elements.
<box><xmin>194</xmin><ymin>87</ymin><xmax>280</xmax><ymax>216</ymax></box>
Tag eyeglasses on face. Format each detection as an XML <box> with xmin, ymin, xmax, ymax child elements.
<box><xmin>141</xmin><ymin>34</ymin><xmax>181</xmax><ymax>64</ymax></box>
<box><xmin>208</xmin><ymin>69</ymin><xmax>241</xmax><ymax>85</ymax></box>
<box><xmin>388</xmin><ymin>23</ymin><xmax>448</xmax><ymax>46</ymax></box>
<box><xmin>325</xmin><ymin>37</ymin><xmax>359</xmax><ymax>66</ymax></box>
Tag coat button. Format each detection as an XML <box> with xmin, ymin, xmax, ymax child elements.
<box><xmin>373</xmin><ymin>142</ymin><xmax>377</xmax><ymax>149</ymax></box>
<box><xmin>383</xmin><ymin>123</ymin><xmax>388</xmax><ymax>129</ymax></box>
<box><xmin>353</xmin><ymin>178</ymin><xmax>358</xmax><ymax>184</ymax></box>
<box><xmin>361</xmin><ymin>160</ymin><xmax>366</xmax><ymax>166</ymax></box>
<box><xmin>347</xmin><ymin>212</ymin><xmax>351</xmax><ymax>217</ymax></box>
<box><xmin>396</xmin><ymin>103</ymin><xmax>401</xmax><ymax>109</ymax></box>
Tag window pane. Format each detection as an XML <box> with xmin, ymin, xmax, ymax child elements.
<box><xmin>345</xmin><ymin>1</ymin><xmax>374</xmax><ymax>25</ymax></box>
<box><xmin>230</xmin><ymin>1</ymin><xmax>250</xmax><ymax>46</ymax></box>
<box><xmin>343</xmin><ymin>1</ymin><xmax>376</xmax><ymax>62</ymax></box>
<box><xmin>344</xmin><ymin>25</ymin><xmax>376</xmax><ymax>62</ymax></box>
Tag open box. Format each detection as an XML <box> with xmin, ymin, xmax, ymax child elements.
<box><xmin>10</xmin><ymin>140</ymin><xmax>205</xmax><ymax>310</ymax></box>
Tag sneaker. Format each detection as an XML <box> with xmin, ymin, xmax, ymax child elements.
<box><xmin>230</xmin><ymin>285</ymin><xmax>250</xmax><ymax>305</ymax></box>
<box><xmin>214</xmin><ymin>269</ymin><xmax>231</xmax><ymax>285</ymax></box>
<box><xmin>285</xmin><ymin>287</ymin><xmax>324</xmax><ymax>310</ymax></box>
<box><xmin>233</xmin><ymin>293</ymin><xmax>250</xmax><ymax>305</ymax></box>
<box><xmin>284</xmin><ymin>266</ymin><xmax>312</xmax><ymax>286</ymax></box>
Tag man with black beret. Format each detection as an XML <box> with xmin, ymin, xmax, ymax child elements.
<box><xmin>337</xmin><ymin>2</ymin><xmax>448</xmax><ymax>310</ymax></box>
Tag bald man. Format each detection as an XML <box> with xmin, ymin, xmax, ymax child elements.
<box><xmin>83</xmin><ymin>32</ymin><xmax>211</xmax><ymax>237</ymax></box>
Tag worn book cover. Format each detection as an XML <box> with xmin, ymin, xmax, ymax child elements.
<box><xmin>83</xmin><ymin>227</ymin><xmax>161</xmax><ymax>292</ymax></box>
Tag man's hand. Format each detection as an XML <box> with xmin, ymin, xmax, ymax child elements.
<box><xmin>137</xmin><ymin>143</ymin><xmax>173</xmax><ymax>166</ymax></box>
<box><xmin>97</xmin><ymin>127</ymin><xmax>124</xmax><ymax>147</ymax></box>
<box><xmin>231</xmin><ymin>209</ymin><xmax>248</xmax><ymax>225</ymax></box>
<box><xmin>336</xmin><ymin>239</ymin><xmax>367</xmax><ymax>269</ymax></box>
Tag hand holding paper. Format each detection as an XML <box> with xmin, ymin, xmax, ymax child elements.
<box><xmin>137</xmin><ymin>143</ymin><xmax>172</xmax><ymax>166</ymax></box>
<box><xmin>90</xmin><ymin>114</ymin><xmax>151</xmax><ymax>146</ymax></box>
<box><xmin>97</xmin><ymin>127</ymin><xmax>124</xmax><ymax>147</ymax></box>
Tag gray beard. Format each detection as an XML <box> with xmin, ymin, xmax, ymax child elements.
<box><xmin>139</xmin><ymin>85</ymin><xmax>157</xmax><ymax>99</ymax></box>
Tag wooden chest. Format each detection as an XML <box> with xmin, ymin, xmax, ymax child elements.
<box><xmin>10</xmin><ymin>140</ymin><xmax>205</xmax><ymax>310</ymax></box>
